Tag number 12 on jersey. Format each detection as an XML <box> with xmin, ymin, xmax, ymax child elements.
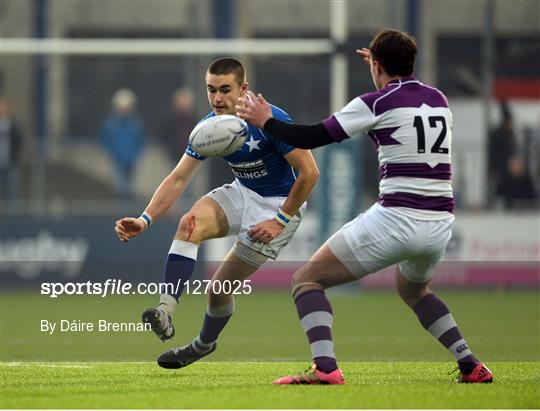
<box><xmin>413</xmin><ymin>115</ymin><xmax>449</xmax><ymax>154</ymax></box>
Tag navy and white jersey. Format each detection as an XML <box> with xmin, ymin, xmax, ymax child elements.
<box><xmin>323</xmin><ymin>76</ymin><xmax>453</xmax><ymax>220</ymax></box>
<box><xmin>186</xmin><ymin>106</ymin><xmax>297</xmax><ymax>197</ymax></box>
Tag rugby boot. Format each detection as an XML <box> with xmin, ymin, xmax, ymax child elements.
<box><xmin>157</xmin><ymin>342</ymin><xmax>217</xmax><ymax>369</ymax></box>
<box><xmin>142</xmin><ymin>308</ymin><xmax>175</xmax><ymax>341</ymax></box>
<box><xmin>273</xmin><ymin>363</ymin><xmax>344</xmax><ymax>385</ymax></box>
<box><xmin>455</xmin><ymin>363</ymin><xmax>493</xmax><ymax>383</ymax></box>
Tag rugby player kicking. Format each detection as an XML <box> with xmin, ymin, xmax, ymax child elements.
<box><xmin>237</xmin><ymin>29</ymin><xmax>492</xmax><ymax>385</ymax></box>
<box><xmin>115</xmin><ymin>57</ymin><xmax>319</xmax><ymax>368</ymax></box>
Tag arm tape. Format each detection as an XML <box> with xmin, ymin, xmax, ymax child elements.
<box><xmin>139</xmin><ymin>212</ymin><xmax>153</xmax><ymax>228</ymax></box>
<box><xmin>275</xmin><ymin>208</ymin><xmax>292</xmax><ymax>226</ymax></box>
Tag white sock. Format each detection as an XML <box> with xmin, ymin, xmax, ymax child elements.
<box><xmin>158</xmin><ymin>293</ymin><xmax>177</xmax><ymax>317</ymax></box>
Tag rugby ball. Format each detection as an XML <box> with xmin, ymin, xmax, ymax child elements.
<box><xmin>188</xmin><ymin>114</ymin><xmax>249</xmax><ymax>157</ymax></box>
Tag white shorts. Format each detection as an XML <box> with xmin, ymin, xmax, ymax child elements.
<box><xmin>205</xmin><ymin>180</ymin><xmax>305</xmax><ymax>259</ymax></box>
<box><xmin>327</xmin><ymin>203</ymin><xmax>454</xmax><ymax>283</ymax></box>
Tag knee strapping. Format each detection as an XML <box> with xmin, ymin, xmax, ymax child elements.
<box><xmin>233</xmin><ymin>242</ymin><xmax>268</xmax><ymax>269</ymax></box>
<box><xmin>291</xmin><ymin>281</ymin><xmax>323</xmax><ymax>298</ymax></box>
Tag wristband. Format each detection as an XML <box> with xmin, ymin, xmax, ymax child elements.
<box><xmin>275</xmin><ymin>208</ymin><xmax>292</xmax><ymax>227</ymax></box>
<box><xmin>139</xmin><ymin>212</ymin><xmax>153</xmax><ymax>228</ymax></box>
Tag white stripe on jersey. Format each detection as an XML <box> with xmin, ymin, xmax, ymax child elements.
<box><xmin>380</xmin><ymin>177</ymin><xmax>453</xmax><ymax>197</ymax></box>
<box><xmin>333</xmin><ymin>97</ymin><xmax>377</xmax><ymax>137</ymax></box>
<box><xmin>390</xmin><ymin>207</ymin><xmax>454</xmax><ymax>220</ymax></box>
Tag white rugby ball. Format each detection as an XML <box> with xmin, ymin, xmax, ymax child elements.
<box><xmin>188</xmin><ymin>114</ymin><xmax>249</xmax><ymax>157</ymax></box>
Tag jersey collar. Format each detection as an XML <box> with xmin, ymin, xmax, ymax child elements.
<box><xmin>387</xmin><ymin>76</ymin><xmax>419</xmax><ymax>86</ymax></box>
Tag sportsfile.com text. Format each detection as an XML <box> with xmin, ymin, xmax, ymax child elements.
<box><xmin>40</xmin><ymin>279</ymin><xmax>252</xmax><ymax>298</ymax></box>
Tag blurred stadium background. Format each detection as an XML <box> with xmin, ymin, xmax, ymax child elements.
<box><xmin>1</xmin><ymin>0</ymin><xmax>539</xmax><ymax>364</ymax></box>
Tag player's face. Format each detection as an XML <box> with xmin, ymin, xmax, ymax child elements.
<box><xmin>206</xmin><ymin>72</ymin><xmax>247</xmax><ymax>115</ymax></box>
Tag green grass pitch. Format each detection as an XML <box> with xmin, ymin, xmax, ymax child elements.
<box><xmin>1</xmin><ymin>290</ymin><xmax>539</xmax><ymax>408</ymax></box>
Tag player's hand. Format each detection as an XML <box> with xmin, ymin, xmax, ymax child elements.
<box><xmin>356</xmin><ymin>48</ymin><xmax>371</xmax><ymax>65</ymax></box>
<box><xmin>114</xmin><ymin>217</ymin><xmax>146</xmax><ymax>242</ymax></box>
<box><xmin>248</xmin><ymin>219</ymin><xmax>284</xmax><ymax>244</ymax></box>
<box><xmin>236</xmin><ymin>90</ymin><xmax>273</xmax><ymax>128</ymax></box>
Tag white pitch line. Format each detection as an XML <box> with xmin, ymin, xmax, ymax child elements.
<box><xmin>1</xmin><ymin>361</ymin><xmax>155</xmax><ymax>367</ymax></box>
<box><xmin>2</xmin><ymin>362</ymin><xmax>94</xmax><ymax>368</ymax></box>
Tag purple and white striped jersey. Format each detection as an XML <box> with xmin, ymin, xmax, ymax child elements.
<box><xmin>322</xmin><ymin>76</ymin><xmax>453</xmax><ymax>220</ymax></box>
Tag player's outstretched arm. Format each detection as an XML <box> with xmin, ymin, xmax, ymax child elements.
<box><xmin>249</xmin><ymin>149</ymin><xmax>319</xmax><ymax>244</ymax></box>
<box><xmin>236</xmin><ymin>91</ymin><xmax>335</xmax><ymax>150</ymax></box>
<box><xmin>114</xmin><ymin>155</ymin><xmax>202</xmax><ymax>242</ymax></box>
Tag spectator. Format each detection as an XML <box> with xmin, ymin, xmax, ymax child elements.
<box><xmin>488</xmin><ymin>101</ymin><xmax>516</xmax><ymax>205</ymax></box>
<box><xmin>158</xmin><ymin>87</ymin><xmax>197</xmax><ymax>166</ymax></box>
<box><xmin>497</xmin><ymin>155</ymin><xmax>537</xmax><ymax>210</ymax></box>
<box><xmin>523</xmin><ymin>126</ymin><xmax>540</xmax><ymax>196</ymax></box>
<box><xmin>99</xmin><ymin>88</ymin><xmax>146</xmax><ymax>199</ymax></box>
<box><xmin>0</xmin><ymin>96</ymin><xmax>24</xmax><ymax>200</ymax></box>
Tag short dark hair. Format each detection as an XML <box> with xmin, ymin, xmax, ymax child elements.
<box><xmin>207</xmin><ymin>57</ymin><xmax>246</xmax><ymax>85</ymax></box>
<box><xmin>369</xmin><ymin>29</ymin><xmax>417</xmax><ymax>76</ymax></box>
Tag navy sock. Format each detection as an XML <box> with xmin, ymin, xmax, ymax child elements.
<box><xmin>161</xmin><ymin>240</ymin><xmax>198</xmax><ymax>302</ymax></box>
<box><xmin>197</xmin><ymin>300</ymin><xmax>235</xmax><ymax>346</ymax></box>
